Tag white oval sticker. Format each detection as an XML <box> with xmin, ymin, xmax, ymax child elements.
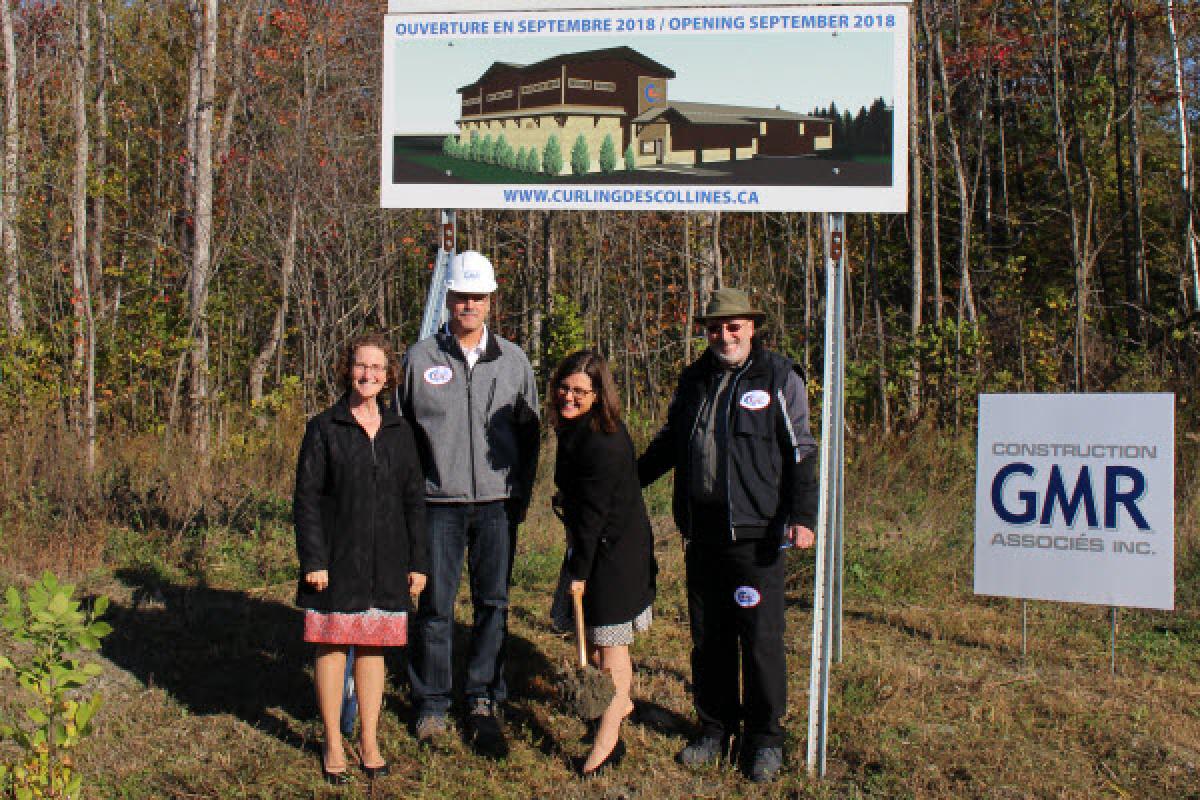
<box><xmin>423</xmin><ymin>366</ymin><xmax>453</xmax><ymax>386</ymax></box>
<box><xmin>734</xmin><ymin>586</ymin><xmax>762</xmax><ymax>608</ymax></box>
<box><xmin>739</xmin><ymin>390</ymin><xmax>771</xmax><ymax>411</ymax></box>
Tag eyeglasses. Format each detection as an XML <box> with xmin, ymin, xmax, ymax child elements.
<box><xmin>705</xmin><ymin>321</ymin><xmax>747</xmax><ymax>335</ymax></box>
<box><xmin>353</xmin><ymin>363</ymin><xmax>389</xmax><ymax>374</ymax></box>
<box><xmin>555</xmin><ymin>385</ymin><xmax>595</xmax><ymax>400</ymax></box>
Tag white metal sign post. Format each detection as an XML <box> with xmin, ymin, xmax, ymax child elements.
<box><xmin>807</xmin><ymin>212</ymin><xmax>846</xmax><ymax>778</ymax></box>
<box><xmin>420</xmin><ymin>211</ymin><xmax>458</xmax><ymax>340</ymax></box>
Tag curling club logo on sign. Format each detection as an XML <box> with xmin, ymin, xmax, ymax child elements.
<box><xmin>644</xmin><ymin>82</ymin><xmax>661</xmax><ymax>103</ymax></box>
<box><xmin>423</xmin><ymin>366</ymin><xmax>453</xmax><ymax>386</ymax></box>
<box><xmin>734</xmin><ymin>586</ymin><xmax>761</xmax><ymax>608</ymax></box>
<box><xmin>739</xmin><ymin>390</ymin><xmax>771</xmax><ymax>411</ymax></box>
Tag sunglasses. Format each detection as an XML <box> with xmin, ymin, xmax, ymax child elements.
<box><xmin>705</xmin><ymin>321</ymin><xmax>746</xmax><ymax>335</ymax></box>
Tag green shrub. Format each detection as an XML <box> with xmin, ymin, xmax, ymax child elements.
<box><xmin>542</xmin><ymin>135</ymin><xmax>563</xmax><ymax>176</ymax></box>
<box><xmin>624</xmin><ymin>143</ymin><xmax>637</xmax><ymax>171</ymax></box>
<box><xmin>0</xmin><ymin>572</ymin><xmax>111</xmax><ymax>799</ymax></box>
<box><xmin>516</xmin><ymin>146</ymin><xmax>528</xmax><ymax>172</ymax></box>
<box><xmin>598</xmin><ymin>134</ymin><xmax>617</xmax><ymax>174</ymax></box>
<box><xmin>495</xmin><ymin>135</ymin><xmax>515</xmax><ymax>169</ymax></box>
<box><xmin>526</xmin><ymin>146</ymin><xmax>541</xmax><ymax>174</ymax></box>
<box><xmin>570</xmin><ymin>134</ymin><xmax>591</xmax><ymax>176</ymax></box>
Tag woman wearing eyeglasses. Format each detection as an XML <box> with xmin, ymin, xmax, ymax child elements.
<box><xmin>547</xmin><ymin>349</ymin><xmax>657</xmax><ymax>776</ymax></box>
<box><xmin>293</xmin><ymin>332</ymin><xmax>428</xmax><ymax>784</ymax></box>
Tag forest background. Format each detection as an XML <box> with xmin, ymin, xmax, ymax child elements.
<box><xmin>0</xmin><ymin>0</ymin><xmax>1199</xmax><ymax>797</ymax></box>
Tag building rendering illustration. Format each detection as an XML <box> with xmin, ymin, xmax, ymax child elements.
<box><xmin>454</xmin><ymin>46</ymin><xmax>833</xmax><ymax>173</ymax></box>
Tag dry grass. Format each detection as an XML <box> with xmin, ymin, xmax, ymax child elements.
<box><xmin>0</xmin><ymin>419</ymin><xmax>1197</xmax><ymax>798</ymax></box>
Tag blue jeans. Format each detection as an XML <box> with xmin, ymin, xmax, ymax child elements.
<box><xmin>408</xmin><ymin>501</ymin><xmax>514</xmax><ymax>717</ymax></box>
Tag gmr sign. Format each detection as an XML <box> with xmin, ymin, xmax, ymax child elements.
<box><xmin>974</xmin><ymin>393</ymin><xmax>1174</xmax><ymax>610</ymax></box>
<box><xmin>990</xmin><ymin>463</ymin><xmax>1149</xmax><ymax>530</ymax></box>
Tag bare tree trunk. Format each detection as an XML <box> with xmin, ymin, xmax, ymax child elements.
<box><xmin>71</xmin><ymin>0</ymin><xmax>96</xmax><ymax>472</ymax></box>
<box><xmin>217</xmin><ymin>0</ymin><xmax>254</xmax><ymax>165</ymax></box>
<box><xmin>908</xmin><ymin>5</ymin><xmax>924</xmax><ymax>420</ymax></box>
<box><xmin>867</xmin><ymin>215</ymin><xmax>891</xmax><ymax>432</ymax></box>
<box><xmin>188</xmin><ymin>0</ymin><xmax>218</xmax><ymax>455</ymax></box>
<box><xmin>88</xmin><ymin>0</ymin><xmax>109</xmax><ymax>318</ymax></box>
<box><xmin>683</xmin><ymin>214</ymin><xmax>695</xmax><ymax>362</ymax></box>
<box><xmin>1123</xmin><ymin>0</ymin><xmax>1148</xmax><ymax>310</ymax></box>
<box><xmin>1050</xmin><ymin>0</ymin><xmax>1087</xmax><ymax>389</ymax></box>
<box><xmin>920</xmin><ymin>1</ymin><xmax>943</xmax><ymax>326</ymax></box>
<box><xmin>541</xmin><ymin>211</ymin><xmax>557</xmax><ymax>368</ymax></box>
<box><xmin>1109</xmin><ymin>5</ymin><xmax>1140</xmax><ymax>339</ymax></box>
<box><xmin>0</xmin><ymin>0</ymin><xmax>21</xmax><ymax>334</ymax></box>
<box><xmin>249</xmin><ymin>46</ymin><xmax>312</xmax><ymax>408</ymax></box>
<box><xmin>804</xmin><ymin>213</ymin><xmax>815</xmax><ymax>374</ymax></box>
<box><xmin>1165</xmin><ymin>0</ymin><xmax>1200</xmax><ymax>311</ymax></box>
<box><xmin>710</xmin><ymin>211</ymin><xmax>723</xmax><ymax>290</ymax></box>
<box><xmin>525</xmin><ymin>211</ymin><xmax>538</xmax><ymax>356</ymax></box>
<box><xmin>932</xmin><ymin>20</ymin><xmax>977</xmax><ymax>324</ymax></box>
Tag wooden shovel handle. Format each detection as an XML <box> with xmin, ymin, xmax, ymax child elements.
<box><xmin>571</xmin><ymin>585</ymin><xmax>588</xmax><ymax>667</ymax></box>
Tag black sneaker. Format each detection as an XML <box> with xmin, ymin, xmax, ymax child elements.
<box><xmin>745</xmin><ymin>746</ymin><xmax>784</xmax><ymax>783</ymax></box>
<box><xmin>465</xmin><ymin>697</ymin><xmax>509</xmax><ymax>759</ymax></box>
<box><xmin>676</xmin><ymin>733</ymin><xmax>730</xmax><ymax>767</ymax></box>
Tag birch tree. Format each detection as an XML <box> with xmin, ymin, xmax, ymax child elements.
<box><xmin>0</xmin><ymin>0</ymin><xmax>20</xmax><ymax>334</ymax></box>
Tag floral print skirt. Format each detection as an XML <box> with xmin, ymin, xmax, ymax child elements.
<box><xmin>303</xmin><ymin>608</ymin><xmax>408</xmax><ymax>647</ymax></box>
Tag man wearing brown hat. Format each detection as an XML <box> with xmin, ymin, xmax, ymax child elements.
<box><xmin>638</xmin><ymin>288</ymin><xmax>818</xmax><ymax>783</ymax></box>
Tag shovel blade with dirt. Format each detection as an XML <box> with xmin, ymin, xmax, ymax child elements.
<box><xmin>561</xmin><ymin>585</ymin><xmax>614</xmax><ymax>720</ymax></box>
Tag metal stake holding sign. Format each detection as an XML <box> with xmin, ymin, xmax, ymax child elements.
<box><xmin>419</xmin><ymin>211</ymin><xmax>458</xmax><ymax>341</ymax></box>
<box><xmin>807</xmin><ymin>212</ymin><xmax>847</xmax><ymax>778</ymax></box>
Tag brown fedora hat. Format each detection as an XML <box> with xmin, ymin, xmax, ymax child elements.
<box><xmin>696</xmin><ymin>288</ymin><xmax>767</xmax><ymax>323</ymax></box>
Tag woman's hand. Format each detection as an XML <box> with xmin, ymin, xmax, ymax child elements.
<box><xmin>408</xmin><ymin>572</ymin><xmax>427</xmax><ymax>596</ymax></box>
<box><xmin>570</xmin><ymin>579</ymin><xmax>586</xmax><ymax>596</ymax></box>
<box><xmin>305</xmin><ymin>570</ymin><xmax>329</xmax><ymax>591</ymax></box>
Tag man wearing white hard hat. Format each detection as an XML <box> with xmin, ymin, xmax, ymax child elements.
<box><xmin>401</xmin><ymin>251</ymin><xmax>539</xmax><ymax>759</ymax></box>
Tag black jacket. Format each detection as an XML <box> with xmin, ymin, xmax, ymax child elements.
<box><xmin>555</xmin><ymin>415</ymin><xmax>656</xmax><ymax>627</ymax></box>
<box><xmin>638</xmin><ymin>341</ymin><xmax>819</xmax><ymax>541</ymax></box>
<box><xmin>293</xmin><ymin>396</ymin><xmax>429</xmax><ymax>613</ymax></box>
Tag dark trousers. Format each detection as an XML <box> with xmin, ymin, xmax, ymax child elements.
<box><xmin>407</xmin><ymin>501</ymin><xmax>514</xmax><ymax>716</ymax></box>
<box><xmin>685</xmin><ymin>536</ymin><xmax>787</xmax><ymax>750</ymax></box>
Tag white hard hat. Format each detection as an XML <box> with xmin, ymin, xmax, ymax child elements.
<box><xmin>445</xmin><ymin>251</ymin><xmax>498</xmax><ymax>294</ymax></box>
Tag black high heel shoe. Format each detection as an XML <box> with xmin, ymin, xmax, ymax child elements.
<box><xmin>580</xmin><ymin>739</ymin><xmax>626</xmax><ymax>778</ymax></box>
<box><xmin>361</xmin><ymin>762</ymin><xmax>390</xmax><ymax>779</ymax></box>
<box><xmin>321</xmin><ymin>755</ymin><xmax>351</xmax><ymax>786</ymax></box>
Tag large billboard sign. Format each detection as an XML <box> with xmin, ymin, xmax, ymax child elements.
<box><xmin>381</xmin><ymin>2</ymin><xmax>909</xmax><ymax>211</ymax></box>
<box><xmin>974</xmin><ymin>394</ymin><xmax>1175</xmax><ymax>610</ymax></box>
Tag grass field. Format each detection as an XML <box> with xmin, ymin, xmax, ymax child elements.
<box><xmin>1</xmin><ymin>425</ymin><xmax>1197</xmax><ymax>798</ymax></box>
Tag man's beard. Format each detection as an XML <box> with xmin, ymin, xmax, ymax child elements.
<box><xmin>712</xmin><ymin>346</ymin><xmax>748</xmax><ymax>367</ymax></box>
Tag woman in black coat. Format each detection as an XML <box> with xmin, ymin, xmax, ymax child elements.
<box><xmin>549</xmin><ymin>350</ymin><xmax>656</xmax><ymax>775</ymax></box>
<box><xmin>294</xmin><ymin>332</ymin><xmax>428</xmax><ymax>783</ymax></box>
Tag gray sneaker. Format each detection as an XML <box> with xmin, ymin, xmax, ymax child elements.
<box><xmin>676</xmin><ymin>734</ymin><xmax>729</xmax><ymax>767</ymax></box>
<box><xmin>414</xmin><ymin>714</ymin><xmax>448</xmax><ymax>744</ymax></box>
<box><xmin>746</xmin><ymin>746</ymin><xmax>784</xmax><ymax>783</ymax></box>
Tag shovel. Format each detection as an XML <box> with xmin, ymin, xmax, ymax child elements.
<box><xmin>561</xmin><ymin>584</ymin><xmax>615</xmax><ymax>720</ymax></box>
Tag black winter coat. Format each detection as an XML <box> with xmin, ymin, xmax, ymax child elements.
<box><xmin>637</xmin><ymin>341</ymin><xmax>819</xmax><ymax>541</ymax></box>
<box><xmin>555</xmin><ymin>414</ymin><xmax>656</xmax><ymax>627</ymax></box>
<box><xmin>293</xmin><ymin>396</ymin><xmax>429</xmax><ymax>613</ymax></box>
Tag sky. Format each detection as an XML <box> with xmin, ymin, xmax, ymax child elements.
<box><xmin>386</xmin><ymin>11</ymin><xmax>898</xmax><ymax>134</ymax></box>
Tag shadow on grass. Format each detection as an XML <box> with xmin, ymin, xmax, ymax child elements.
<box><xmin>102</xmin><ymin>568</ymin><xmax>314</xmax><ymax>751</ymax></box>
<box><xmin>102</xmin><ymin>568</ymin><xmax>569</xmax><ymax>758</ymax></box>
